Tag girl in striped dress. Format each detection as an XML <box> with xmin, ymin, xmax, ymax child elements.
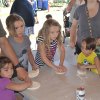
<box><xmin>35</xmin><ymin>19</ymin><xmax>67</xmax><ymax>73</ymax></box>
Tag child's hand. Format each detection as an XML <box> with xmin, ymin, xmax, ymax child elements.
<box><xmin>55</xmin><ymin>65</ymin><xmax>67</xmax><ymax>73</ymax></box>
<box><xmin>32</xmin><ymin>64</ymin><xmax>39</xmax><ymax>70</ymax></box>
<box><xmin>58</xmin><ymin>65</ymin><xmax>67</xmax><ymax>72</ymax></box>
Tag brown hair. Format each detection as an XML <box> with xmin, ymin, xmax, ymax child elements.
<box><xmin>82</xmin><ymin>37</ymin><xmax>96</xmax><ymax>50</ymax></box>
<box><xmin>6</xmin><ymin>14</ymin><xmax>25</xmax><ymax>36</ymax></box>
<box><xmin>38</xmin><ymin>19</ymin><xmax>63</xmax><ymax>47</ymax></box>
<box><xmin>46</xmin><ymin>14</ymin><xmax>52</xmax><ymax>20</ymax></box>
<box><xmin>0</xmin><ymin>56</ymin><xmax>13</xmax><ymax>70</ymax></box>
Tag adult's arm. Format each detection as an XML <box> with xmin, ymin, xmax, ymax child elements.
<box><xmin>66</xmin><ymin>0</ymin><xmax>76</xmax><ymax>12</ymax></box>
<box><xmin>0</xmin><ymin>19</ymin><xmax>28</xmax><ymax>80</ymax></box>
<box><xmin>70</xmin><ymin>18</ymin><xmax>78</xmax><ymax>48</ymax></box>
<box><xmin>0</xmin><ymin>37</ymin><xmax>28</xmax><ymax>80</ymax></box>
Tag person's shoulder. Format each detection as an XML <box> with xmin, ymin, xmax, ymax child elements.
<box><xmin>79</xmin><ymin>4</ymin><xmax>86</xmax><ymax>8</ymax></box>
<box><xmin>76</xmin><ymin>4</ymin><xmax>86</xmax><ymax>12</ymax></box>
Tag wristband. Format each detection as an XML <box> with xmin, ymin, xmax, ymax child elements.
<box><xmin>15</xmin><ymin>63</ymin><xmax>23</xmax><ymax>69</ymax></box>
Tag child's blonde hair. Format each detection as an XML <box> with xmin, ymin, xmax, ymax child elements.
<box><xmin>38</xmin><ymin>19</ymin><xmax>63</xmax><ymax>47</ymax></box>
<box><xmin>6</xmin><ymin>14</ymin><xmax>25</xmax><ymax>36</ymax></box>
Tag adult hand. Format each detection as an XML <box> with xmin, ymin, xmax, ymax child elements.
<box><xmin>70</xmin><ymin>41</ymin><xmax>75</xmax><ymax>48</ymax></box>
<box><xmin>16</xmin><ymin>67</ymin><xmax>28</xmax><ymax>81</ymax></box>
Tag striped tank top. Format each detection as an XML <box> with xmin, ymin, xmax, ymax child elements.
<box><xmin>35</xmin><ymin>36</ymin><xmax>57</xmax><ymax>67</ymax></box>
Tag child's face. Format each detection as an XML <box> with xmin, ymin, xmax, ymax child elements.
<box><xmin>14</xmin><ymin>20</ymin><xmax>24</xmax><ymax>38</ymax></box>
<box><xmin>49</xmin><ymin>26</ymin><xmax>60</xmax><ymax>41</ymax></box>
<box><xmin>0</xmin><ymin>63</ymin><xmax>13</xmax><ymax>78</ymax></box>
<box><xmin>81</xmin><ymin>41</ymin><xmax>93</xmax><ymax>56</ymax></box>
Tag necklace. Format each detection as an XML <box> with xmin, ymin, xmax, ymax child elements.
<box><xmin>85</xmin><ymin>6</ymin><xmax>93</xmax><ymax>37</ymax></box>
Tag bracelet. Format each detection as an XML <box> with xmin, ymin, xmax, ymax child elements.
<box><xmin>15</xmin><ymin>63</ymin><xmax>23</xmax><ymax>69</ymax></box>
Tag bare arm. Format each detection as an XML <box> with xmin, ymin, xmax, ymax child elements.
<box><xmin>77</xmin><ymin>63</ymin><xmax>97</xmax><ymax>69</ymax></box>
<box><xmin>58</xmin><ymin>43</ymin><xmax>65</xmax><ymax>66</ymax></box>
<box><xmin>58</xmin><ymin>43</ymin><xmax>67</xmax><ymax>72</ymax></box>
<box><xmin>0</xmin><ymin>37</ymin><xmax>18</xmax><ymax>65</ymax></box>
<box><xmin>38</xmin><ymin>43</ymin><xmax>57</xmax><ymax>70</ymax></box>
<box><xmin>0</xmin><ymin>37</ymin><xmax>28</xmax><ymax>80</ymax></box>
<box><xmin>70</xmin><ymin>19</ymin><xmax>78</xmax><ymax>48</ymax></box>
<box><xmin>6</xmin><ymin>80</ymin><xmax>32</xmax><ymax>91</ymax></box>
<box><xmin>66</xmin><ymin>0</ymin><xmax>76</xmax><ymax>12</ymax></box>
<box><xmin>27</xmin><ymin>48</ymin><xmax>38</xmax><ymax>70</ymax></box>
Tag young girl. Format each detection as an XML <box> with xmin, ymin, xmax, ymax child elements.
<box><xmin>0</xmin><ymin>56</ymin><xmax>32</xmax><ymax>100</ymax></box>
<box><xmin>6</xmin><ymin>14</ymin><xmax>38</xmax><ymax>73</ymax></box>
<box><xmin>77</xmin><ymin>37</ymin><xmax>100</xmax><ymax>74</ymax></box>
<box><xmin>35</xmin><ymin>19</ymin><xmax>67</xmax><ymax>73</ymax></box>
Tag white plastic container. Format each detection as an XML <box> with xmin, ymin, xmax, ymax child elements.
<box><xmin>76</xmin><ymin>87</ymin><xmax>85</xmax><ymax>100</ymax></box>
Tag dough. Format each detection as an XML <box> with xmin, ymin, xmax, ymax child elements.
<box><xmin>55</xmin><ymin>71</ymin><xmax>66</xmax><ymax>75</ymax></box>
<box><xmin>28</xmin><ymin>69</ymin><xmax>39</xmax><ymax>78</ymax></box>
<box><xmin>27</xmin><ymin>81</ymin><xmax>40</xmax><ymax>90</ymax></box>
<box><xmin>77</xmin><ymin>70</ymin><xmax>86</xmax><ymax>76</ymax></box>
